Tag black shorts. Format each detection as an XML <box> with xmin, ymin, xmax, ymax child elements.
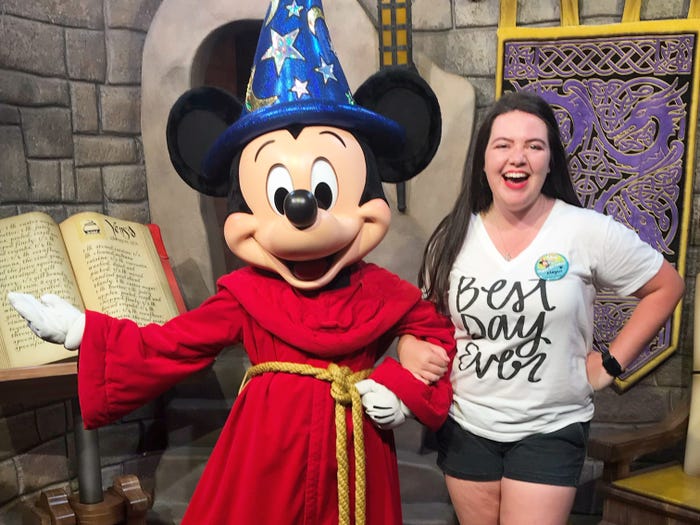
<box><xmin>436</xmin><ymin>417</ymin><xmax>590</xmax><ymax>487</ymax></box>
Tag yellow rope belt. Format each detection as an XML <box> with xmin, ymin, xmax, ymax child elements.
<box><xmin>239</xmin><ymin>362</ymin><xmax>372</xmax><ymax>525</ymax></box>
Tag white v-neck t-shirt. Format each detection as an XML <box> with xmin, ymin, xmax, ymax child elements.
<box><xmin>447</xmin><ymin>200</ymin><xmax>663</xmax><ymax>441</ymax></box>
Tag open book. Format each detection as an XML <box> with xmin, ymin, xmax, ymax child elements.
<box><xmin>0</xmin><ymin>211</ymin><xmax>186</xmax><ymax>369</ymax></box>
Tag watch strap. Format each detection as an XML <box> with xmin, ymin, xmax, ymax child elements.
<box><xmin>600</xmin><ymin>348</ymin><xmax>624</xmax><ymax>377</ymax></box>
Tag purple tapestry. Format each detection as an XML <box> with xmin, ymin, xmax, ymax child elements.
<box><xmin>502</xmin><ymin>33</ymin><xmax>693</xmax><ymax>388</ymax></box>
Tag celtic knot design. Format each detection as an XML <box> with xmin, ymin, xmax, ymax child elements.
<box><xmin>502</xmin><ymin>33</ymin><xmax>694</xmax><ymax>377</ymax></box>
<box><xmin>504</xmin><ymin>35</ymin><xmax>694</xmax><ymax>79</ymax></box>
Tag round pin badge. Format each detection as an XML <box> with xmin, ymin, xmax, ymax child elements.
<box><xmin>534</xmin><ymin>253</ymin><xmax>569</xmax><ymax>281</ymax></box>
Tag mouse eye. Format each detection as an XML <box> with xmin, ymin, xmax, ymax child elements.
<box><xmin>267</xmin><ymin>165</ymin><xmax>294</xmax><ymax>215</ymax></box>
<box><xmin>310</xmin><ymin>159</ymin><xmax>338</xmax><ymax>210</ymax></box>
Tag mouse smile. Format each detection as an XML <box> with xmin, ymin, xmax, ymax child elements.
<box><xmin>284</xmin><ymin>253</ymin><xmax>340</xmax><ymax>282</ymax></box>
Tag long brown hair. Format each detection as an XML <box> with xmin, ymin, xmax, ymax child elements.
<box><xmin>418</xmin><ymin>91</ymin><xmax>582</xmax><ymax>314</ymax></box>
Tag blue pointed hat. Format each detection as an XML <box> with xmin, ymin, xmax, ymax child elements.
<box><xmin>203</xmin><ymin>0</ymin><xmax>405</xmax><ymax>183</ymax></box>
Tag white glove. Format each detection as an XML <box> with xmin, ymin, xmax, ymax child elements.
<box><xmin>7</xmin><ymin>293</ymin><xmax>85</xmax><ymax>350</ymax></box>
<box><xmin>355</xmin><ymin>378</ymin><xmax>412</xmax><ymax>429</ymax></box>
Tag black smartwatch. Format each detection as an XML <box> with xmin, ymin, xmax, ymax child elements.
<box><xmin>600</xmin><ymin>347</ymin><xmax>624</xmax><ymax>377</ymax></box>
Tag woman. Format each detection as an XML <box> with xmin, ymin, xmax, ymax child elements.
<box><xmin>399</xmin><ymin>91</ymin><xmax>685</xmax><ymax>525</ymax></box>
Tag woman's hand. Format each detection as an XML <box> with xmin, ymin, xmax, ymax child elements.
<box><xmin>397</xmin><ymin>334</ymin><xmax>450</xmax><ymax>384</ymax></box>
<box><xmin>585</xmin><ymin>351</ymin><xmax>615</xmax><ymax>391</ymax></box>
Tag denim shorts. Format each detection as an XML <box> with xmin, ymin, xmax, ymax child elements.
<box><xmin>436</xmin><ymin>417</ymin><xmax>590</xmax><ymax>487</ymax></box>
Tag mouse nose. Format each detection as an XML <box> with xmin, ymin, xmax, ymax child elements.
<box><xmin>284</xmin><ymin>189</ymin><xmax>318</xmax><ymax>230</ymax></box>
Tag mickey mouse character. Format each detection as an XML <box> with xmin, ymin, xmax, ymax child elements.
<box><xmin>9</xmin><ymin>1</ymin><xmax>455</xmax><ymax>524</ymax></box>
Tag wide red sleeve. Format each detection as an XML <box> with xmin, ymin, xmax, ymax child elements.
<box><xmin>369</xmin><ymin>299</ymin><xmax>456</xmax><ymax>431</ymax></box>
<box><xmin>78</xmin><ymin>288</ymin><xmax>245</xmax><ymax>429</ymax></box>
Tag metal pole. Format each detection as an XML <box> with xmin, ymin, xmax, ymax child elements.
<box><xmin>71</xmin><ymin>398</ymin><xmax>104</xmax><ymax>504</ymax></box>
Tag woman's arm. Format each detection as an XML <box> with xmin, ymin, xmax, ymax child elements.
<box><xmin>587</xmin><ymin>259</ymin><xmax>685</xmax><ymax>390</ymax></box>
<box><xmin>397</xmin><ymin>333</ymin><xmax>450</xmax><ymax>384</ymax></box>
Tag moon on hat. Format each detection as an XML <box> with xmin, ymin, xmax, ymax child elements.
<box><xmin>308</xmin><ymin>7</ymin><xmax>325</xmax><ymax>35</ymax></box>
<box><xmin>265</xmin><ymin>0</ymin><xmax>279</xmax><ymax>26</ymax></box>
<box><xmin>245</xmin><ymin>67</ymin><xmax>279</xmax><ymax>111</ymax></box>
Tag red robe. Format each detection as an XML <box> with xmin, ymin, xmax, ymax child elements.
<box><xmin>77</xmin><ymin>262</ymin><xmax>455</xmax><ymax>524</ymax></box>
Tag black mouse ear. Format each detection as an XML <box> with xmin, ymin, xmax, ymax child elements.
<box><xmin>354</xmin><ymin>65</ymin><xmax>441</xmax><ymax>183</ymax></box>
<box><xmin>166</xmin><ymin>86</ymin><xmax>243</xmax><ymax>197</ymax></box>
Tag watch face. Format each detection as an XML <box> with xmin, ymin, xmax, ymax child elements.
<box><xmin>602</xmin><ymin>353</ymin><xmax>623</xmax><ymax>377</ymax></box>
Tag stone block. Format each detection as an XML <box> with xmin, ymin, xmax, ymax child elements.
<box><xmin>455</xmin><ymin>0</ymin><xmax>500</xmax><ymax>27</ymax></box>
<box><xmin>16</xmin><ymin>437</ymin><xmax>70</xmax><ymax>493</ymax></box>
<box><xmin>121</xmin><ymin>399</ymin><xmax>162</xmax><ymax>423</ymax></box>
<box><xmin>413</xmin><ymin>0</ymin><xmax>452</xmax><ymax>30</ymax></box>
<box><xmin>63</xmin><ymin>400</ymin><xmax>75</xmax><ymax>433</ymax></box>
<box><xmin>99</xmin><ymin>86</ymin><xmax>142</xmax><ymax>133</ymax></box>
<box><xmin>75</xmin><ymin>167</ymin><xmax>103</xmax><ymax>202</ymax></box>
<box><xmin>467</xmin><ymin>76</ymin><xmax>497</xmax><ymax>108</ymax></box>
<box><xmin>676</xmin><ymin>295</ymin><xmax>694</xmax><ymax>357</ymax></box>
<box><xmin>516</xmin><ymin>0</ymin><xmax>561</xmax><ymax>26</ymax></box>
<box><xmin>0</xmin><ymin>398</ymin><xmax>62</xmax><ymax>418</ymax></box>
<box><xmin>100</xmin><ymin>463</ymin><xmax>124</xmax><ymax>489</ymax></box>
<box><xmin>0</xmin><ymin>207</ymin><xmax>19</xmax><ymax>220</ymax></box>
<box><xmin>106</xmin><ymin>29</ymin><xmax>146</xmax><ymax>84</ymax></box>
<box><xmin>74</xmin><ymin>135</ymin><xmax>140</xmax><ymax>166</ymax></box>
<box><xmin>0</xmin><ymin>411</ymin><xmax>40</xmax><ymax>461</ymax></box>
<box><xmin>64</xmin><ymin>204</ymin><xmax>103</xmax><ymax>218</ymax></box>
<box><xmin>17</xmin><ymin>205</ymin><xmax>68</xmax><ymax>224</ymax></box>
<box><xmin>36</xmin><ymin>403</ymin><xmax>67</xmax><ymax>442</ymax></box>
<box><xmin>413</xmin><ymin>32</ymin><xmax>449</xmax><ymax>73</ymax></box>
<box><xmin>579</xmin><ymin>1</ymin><xmax>626</xmax><ymax>19</ymax></box>
<box><xmin>71</xmin><ymin>82</ymin><xmax>99</xmax><ymax>133</ymax></box>
<box><xmin>416</xmin><ymin>28</ymin><xmax>497</xmax><ymax>77</ymax></box>
<box><xmin>123</xmin><ymin>451</ymin><xmax>162</xmax><ymax>493</ymax></box>
<box><xmin>61</xmin><ymin>160</ymin><xmax>77</xmax><ymax>202</ymax></box>
<box><xmin>0</xmin><ymin>457</ymin><xmax>19</xmax><ymax>505</ymax></box>
<box><xmin>0</xmin><ymin>104</ymin><xmax>19</xmax><ymax>125</ymax></box>
<box><xmin>357</xmin><ymin>0</ymin><xmax>378</xmax><ymax>24</ymax></box>
<box><xmin>20</xmin><ymin>107</ymin><xmax>73</xmax><ymax>158</ymax></box>
<box><xmin>593</xmin><ymin>385</ymin><xmax>671</xmax><ymax>424</ymax></box>
<box><xmin>0</xmin><ymin>496</ymin><xmax>34</xmax><ymax>525</ymax></box>
<box><xmin>105</xmin><ymin>0</ymin><xmax>161</xmax><ymax>32</ymax></box>
<box><xmin>103</xmin><ymin>165</ymin><xmax>147</xmax><ymax>200</ymax></box>
<box><xmin>641</xmin><ymin>0</ymin><xmax>687</xmax><ymax>20</ymax></box>
<box><xmin>64</xmin><ymin>433</ymin><xmax>77</xmax><ymax>480</ymax></box>
<box><xmin>27</xmin><ymin>161</ymin><xmax>61</xmax><ymax>202</ymax></box>
<box><xmin>0</xmin><ymin>127</ymin><xmax>30</xmax><ymax>202</ymax></box>
<box><xmin>66</xmin><ymin>28</ymin><xmax>106</xmax><ymax>82</ymax></box>
<box><xmin>0</xmin><ymin>16</ymin><xmax>65</xmax><ymax>76</ymax></box>
<box><xmin>105</xmin><ymin>202</ymin><xmax>150</xmax><ymax>224</ymax></box>
<box><xmin>583</xmin><ymin>16</ymin><xmax>625</xmax><ymax>25</ymax></box>
<box><xmin>693</xmin><ymin>194</ymin><xmax>700</xmax><ymax>246</ymax></box>
<box><xmin>97</xmin><ymin>422</ymin><xmax>141</xmax><ymax>466</ymax></box>
<box><xmin>0</xmin><ymin>70</ymin><xmax>69</xmax><ymax>107</ymax></box>
<box><xmin>2</xmin><ymin>0</ymin><xmax>104</xmax><ymax>29</ymax></box>
<box><xmin>654</xmin><ymin>352</ymin><xmax>685</xmax><ymax>388</ymax></box>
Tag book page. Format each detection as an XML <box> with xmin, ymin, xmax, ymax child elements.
<box><xmin>60</xmin><ymin>212</ymin><xmax>180</xmax><ymax>326</ymax></box>
<box><xmin>0</xmin><ymin>212</ymin><xmax>83</xmax><ymax>368</ymax></box>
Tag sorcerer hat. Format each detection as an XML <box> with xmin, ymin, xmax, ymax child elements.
<box><xmin>202</xmin><ymin>0</ymin><xmax>405</xmax><ymax>187</ymax></box>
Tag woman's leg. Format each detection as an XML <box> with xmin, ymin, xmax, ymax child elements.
<box><xmin>499</xmin><ymin>477</ymin><xmax>577</xmax><ymax>525</ymax></box>
<box><xmin>445</xmin><ymin>474</ymin><xmax>501</xmax><ymax>525</ymax></box>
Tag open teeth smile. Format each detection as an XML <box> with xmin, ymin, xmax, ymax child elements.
<box><xmin>503</xmin><ymin>173</ymin><xmax>528</xmax><ymax>182</ymax></box>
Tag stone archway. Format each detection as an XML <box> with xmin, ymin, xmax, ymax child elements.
<box><xmin>141</xmin><ymin>0</ymin><xmax>474</xmax><ymax>306</ymax></box>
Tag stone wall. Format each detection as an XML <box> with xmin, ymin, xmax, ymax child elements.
<box><xmin>0</xmin><ymin>0</ymin><xmax>698</xmax><ymax>522</ymax></box>
<box><xmin>0</xmin><ymin>1</ymin><xmax>164</xmax><ymax>522</ymax></box>
<box><xmin>0</xmin><ymin>0</ymin><xmax>160</xmax><ymax>225</ymax></box>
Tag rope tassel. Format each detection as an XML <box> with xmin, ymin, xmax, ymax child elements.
<box><xmin>240</xmin><ymin>362</ymin><xmax>372</xmax><ymax>525</ymax></box>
